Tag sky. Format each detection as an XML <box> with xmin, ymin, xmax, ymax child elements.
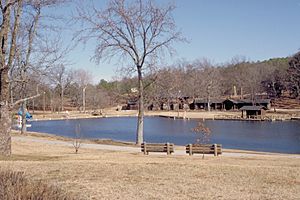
<box><xmin>61</xmin><ymin>0</ymin><xmax>300</xmax><ymax>82</ymax></box>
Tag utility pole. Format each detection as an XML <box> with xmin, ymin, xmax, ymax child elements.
<box><xmin>83</xmin><ymin>86</ymin><xmax>86</xmax><ymax>113</ymax></box>
<box><xmin>43</xmin><ymin>91</ymin><xmax>46</xmax><ymax>113</ymax></box>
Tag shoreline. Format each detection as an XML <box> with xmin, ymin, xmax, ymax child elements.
<box><xmin>29</xmin><ymin>113</ymin><xmax>300</xmax><ymax>122</ymax></box>
<box><xmin>11</xmin><ymin>130</ymin><xmax>300</xmax><ymax>157</ymax></box>
<box><xmin>28</xmin><ymin>109</ymin><xmax>300</xmax><ymax>122</ymax></box>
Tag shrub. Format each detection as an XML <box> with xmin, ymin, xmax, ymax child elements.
<box><xmin>0</xmin><ymin>170</ymin><xmax>74</xmax><ymax>200</ymax></box>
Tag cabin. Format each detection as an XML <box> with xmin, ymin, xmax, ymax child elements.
<box><xmin>223</xmin><ymin>99</ymin><xmax>239</xmax><ymax>110</ymax></box>
<box><xmin>190</xmin><ymin>98</ymin><xmax>225</xmax><ymax>110</ymax></box>
<box><xmin>223</xmin><ymin>99</ymin><xmax>271</xmax><ymax>110</ymax></box>
<box><xmin>122</xmin><ymin>100</ymin><xmax>138</xmax><ymax>110</ymax></box>
<box><xmin>240</xmin><ymin>106</ymin><xmax>267</xmax><ymax>119</ymax></box>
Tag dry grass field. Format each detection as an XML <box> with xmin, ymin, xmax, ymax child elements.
<box><xmin>0</xmin><ymin>135</ymin><xmax>299</xmax><ymax>200</ymax></box>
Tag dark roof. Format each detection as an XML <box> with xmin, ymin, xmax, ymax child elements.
<box><xmin>223</xmin><ymin>99</ymin><xmax>240</xmax><ymax>104</ymax></box>
<box><xmin>225</xmin><ymin>99</ymin><xmax>271</xmax><ymax>104</ymax></box>
<box><xmin>194</xmin><ymin>98</ymin><xmax>224</xmax><ymax>104</ymax></box>
<box><xmin>240</xmin><ymin>106</ymin><xmax>267</xmax><ymax>111</ymax></box>
<box><xmin>239</xmin><ymin>99</ymin><xmax>271</xmax><ymax>104</ymax></box>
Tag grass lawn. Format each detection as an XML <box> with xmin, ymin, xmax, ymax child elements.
<box><xmin>0</xmin><ymin>135</ymin><xmax>299</xmax><ymax>199</ymax></box>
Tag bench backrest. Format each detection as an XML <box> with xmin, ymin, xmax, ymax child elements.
<box><xmin>186</xmin><ymin>144</ymin><xmax>222</xmax><ymax>156</ymax></box>
<box><xmin>141</xmin><ymin>143</ymin><xmax>174</xmax><ymax>155</ymax></box>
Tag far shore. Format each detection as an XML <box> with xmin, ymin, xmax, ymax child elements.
<box><xmin>26</xmin><ymin>107</ymin><xmax>300</xmax><ymax>122</ymax></box>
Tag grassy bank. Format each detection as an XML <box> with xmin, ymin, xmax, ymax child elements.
<box><xmin>0</xmin><ymin>134</ymin><xmax>299</xmax><ymax>199</ymax></box>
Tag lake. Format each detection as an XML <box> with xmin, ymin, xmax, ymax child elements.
<box><xmin>28</xmin><ymin>117</ymin><xmax>300</xmax><ymax>154</ymax></box>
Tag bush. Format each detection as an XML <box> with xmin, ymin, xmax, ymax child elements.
<box><xmin>0</xmin><ymin>170</ymin><xmax>73</xmax><ymax>200</ymax></box>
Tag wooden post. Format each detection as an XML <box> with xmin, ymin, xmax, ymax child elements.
<box><xmin>189</xmin><ymin>144</ymin><xmax>192</xmax><ymax>156</ymax></box>
<box><xmin>214</xmin><ymin>144</ymin><xmax>217</xmax><ymax>156</ymax></box>
<box><xmin>166</xmin><ymin>142</ymin><xmax>170</xmax><ymax>155</ymax></box>
<box><xmin>143</xmin><ymin>142</ymin><xmax>147</xmax><ymax>155</ymax></box>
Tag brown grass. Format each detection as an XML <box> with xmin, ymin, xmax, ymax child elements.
<box><xmin>0</xmin><ymin>169</ymin><xmax>74</xmax><ymax>200</ymax></box>
<box><xmin>0</xmin><ymin>136</ymin><xmax>299</xmax><ymax>199</ymax></box>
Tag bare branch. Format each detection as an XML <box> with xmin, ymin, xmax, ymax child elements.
<box><xmin>11</xmin><ymin>93</ymin><xmax>40</xmax><ymax>107</ymax></box>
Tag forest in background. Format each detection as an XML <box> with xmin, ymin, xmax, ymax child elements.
<box><xmin>17</xmin><ymin>54</ymin><xmax>300</xmax><ymax>112</ymax></box>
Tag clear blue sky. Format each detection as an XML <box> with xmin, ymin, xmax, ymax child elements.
<box><xmin>63</xmin><ymin>0</ymin><xmax>300</xmax><ymax>82</ymax></box>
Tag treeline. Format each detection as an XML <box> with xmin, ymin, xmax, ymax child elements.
<box><xmin>14</xmin><ymin>53</ymin><xmax>299</xmax><ymax>112</ymax></box>
<box><xmin>96</xmin><ymin>56</ymin><xmax>297</xmax><ymax>108</ymax></box>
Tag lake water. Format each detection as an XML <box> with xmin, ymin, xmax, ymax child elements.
<box><xmin>28</xmin><ymin>117</ymin><xmax>300</xmax><ymax>154</ymax></box>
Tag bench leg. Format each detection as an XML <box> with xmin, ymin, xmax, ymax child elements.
<box><xmin>167</xmin><ymin>142</ymin><xmax>170</xmax><ymax>155</ymax></box>
<box><xmin>213</xmin><ymin>144</ymin><xmax>217</xmax><ymax>156</ymax></box>
<box><xmin>189</xmin><ymin>144</ymin><xmax>192</xmax><ymax>156</ymax></box>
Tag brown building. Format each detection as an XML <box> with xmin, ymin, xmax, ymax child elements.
<box><xmin>240</xmin><ymin>106</ymin><xmax>267</xmax><ymax>119</ymax></box>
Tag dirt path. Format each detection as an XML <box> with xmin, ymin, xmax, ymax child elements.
<box><xmin>13</xmin><ymin>136</ymin><xmax>300</xmax><ymax>158</ymax></box>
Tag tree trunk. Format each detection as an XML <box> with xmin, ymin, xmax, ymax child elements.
<box><xmin>83</xmin><ymin>87</ymin><xmax>86</xmax><ymax>113</ymax></box>
<box><xmin>32</xmin><ymin>99</ymin><xmax>35</xmax><ymax>113</ymax></box>
<box><xmin>0</xmin><ymin>68</ymin><xmax>11</xmax><ymax>156</ymax></box>
<box><xmin>43</xmin><ymin>92</ymin><xmax>46</xmax><ymax>113</ymax></box>
<box><xmin>136</xmin><ymin>66</ymin><xmax>144</xmax><ymax>145</ymax></box>
<box><xmin>240</xmin><ymin>87</ymin><xmax>243</xmax><ymax>99</ymax></box>
<box><xmin>0</xmin><ymin>104</ymin><xmax>11</xmax><ymax>156</ymax></box>
<box><xmin>61</xmin><ymin>86</ymin><xmax>64</xmax><ymax>112</ymax></box>
<box><xmin>50</xmin><ymin>94</ymin><xmax>53</xmax><ymax>113</ymax></box>
<box><xmin>21</xmin><ymin>101</ymin><xmax>27</xmax><ymax>134</ymax></box>
<box><xmin>207</xmin><ymin>82</ymin><xmax>211</xmax><ymax>112</ymax></box>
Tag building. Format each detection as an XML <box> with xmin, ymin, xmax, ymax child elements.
<box><xmin>223</xmin><ymin>99</ymin><xmax>271</xmax><ymax>110</ymax></box>
<box><xmin>190</xmin><ymin>98</ymin><xmax>225</xmax><ymax>110</ymax></box>
<box><xmin>240</xmin><ymin>106</ymin><xmax>267</xmax><ymax>119</ymax></box>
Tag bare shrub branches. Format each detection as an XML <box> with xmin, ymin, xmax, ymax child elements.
<box><xmin>73</xmin><ymin>123</ymin><xmax>81</xmax><ymax>154</ymax></box>
<box><xmin>0</xmin><ymin>169</ymin><xmax>74</xmax><ymax>199</ymax></box>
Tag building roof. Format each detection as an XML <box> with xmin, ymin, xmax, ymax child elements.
<box><xmin>225</xmin><ymin>99</ymin><xmax>271</xmax><ymax>104</ymax></box>
<box><xmin>240</xmin><ymin>106</ymin><xmax>267</xmax><ymax>111</ymax></box>
<box><xmin>194</xmin><ymin>98</ymin><xmax>224</xmax><ymax>104</ymax></box>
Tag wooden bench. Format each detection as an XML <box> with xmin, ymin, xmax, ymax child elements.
<box><xmin>186</xmin><ymin>144</ymin><xmax>222</xmax><ymax>156</ymax></box>
<box><xmin>141</xmin><ymin>142</ymin><xmax>174</xmax><ymax>155</ymax></box>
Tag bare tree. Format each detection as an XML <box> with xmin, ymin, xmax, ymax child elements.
<box><xmin>194</xmin><ymin>59</ymin><xmax>221</xmax><ymax>111</ymax></box>
<box><xmin>288</xmin><ymin>51</ymin><xmax>300</xmax><ymax>98</ymax></box>
<box><xmin>75</xmin><ymin>0</ymin><xmax>183</xmax><ymax>144</ymax></box>
<box><xmin>73</xmin><ymin>69</ymin><xmax>92</xmax><ymax>112</ymax></box>
<box><xmin>73</xmin><ymin>123</ymin><xmax>82</xmax><ymax>154</ymax></box>
<box><xmin>0</xmin><ymin>0</ymin><xmax>23</xmax><ymax>156</ymax></box>
<box><xmin>192</xmin><ymin>121</ymin><xmax>211</xmax><ymax>159</ymax></box>
<box><xmin>14</xmin><ymin>1</ymin><xmax>41</xmax><ymax>134</ymax></box>
<box><xmin>50</xmin><ymin>65</ymin><xmax>73</xmax><ymax>112</ymax></box>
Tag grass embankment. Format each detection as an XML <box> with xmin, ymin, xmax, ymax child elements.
<box><xmin>0</xmin><ymin>134</ymin><xmax>299</xmax><ymax>199</ymax></box>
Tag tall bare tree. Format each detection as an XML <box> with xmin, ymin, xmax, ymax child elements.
<box><xmin>73</xmin><ymin>69</ymin><xmax>92</xmax><ymax>112</ymax></box>
<box><xmin>0</xmin><ymin>0</ymin><xmax>23</xmax><ymax>156</ymax></box>
<box><xmin>0</xmin><ymin>0</ymin><xmax>68</xmax><ymax>155</ymax></box>
<box><xmin>194</xmin><ymin>59</ymin><xmax>221</xmax><ymax>111</ymax></box>
<box><xmin>75</xmin><ymin>0</ymin><xmax>183</xmax><ymax>144</ymax></box>
<box><xmin>50</xmin><ymin>65</ymin><xmax>73</xmax><ymax>112</ymax></box>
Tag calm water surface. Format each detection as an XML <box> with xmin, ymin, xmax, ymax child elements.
<box><xmin>28</xmin><ymin>117</ymin><xmax>300</xmax><ymax>154</ymax></box>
